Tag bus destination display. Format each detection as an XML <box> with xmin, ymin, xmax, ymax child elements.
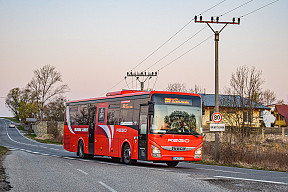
<box><xmin>164</xmin><ymin>98</ymin><xmax>192</xmax><ymax>105</ymax></box>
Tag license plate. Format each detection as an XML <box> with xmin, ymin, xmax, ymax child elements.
<box><xmin>172</xmin><ymin>157</ymin><xmax>184</xmax><ymax>160</ymax></box>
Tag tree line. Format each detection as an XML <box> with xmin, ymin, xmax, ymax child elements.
<box><xmin>166</xmin><ymin>66</ymin><xmax>280</xmax><ymax>106</ymax></box>
<box><xmin>5</xmin><ymin>65</ymin><xmax>69</xmax><ymax>122</ymax></box>
<box><xmin>166</xmin><ymin>66</ymin><xmax>283</xmax><ymax>134</ymax></box>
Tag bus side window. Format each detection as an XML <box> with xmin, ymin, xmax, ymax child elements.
<box><xmin>107</xmin><ymin>101</ymin><xmax>120</xmax><ymax>125</ymax></box>
<box><xmin>120</xmin><ymin>100</ymin><xmax>134</xmax><ymax>125</ymax></box>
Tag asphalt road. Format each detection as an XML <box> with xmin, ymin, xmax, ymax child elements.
<box><xmin>1</xmin><ymin>118</ymin><xmax>288</xmax><ymax>192</ymax></box>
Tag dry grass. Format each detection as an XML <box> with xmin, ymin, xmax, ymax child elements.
<box><xmin>202</xmin><ymin>137</ymin><xmax>288</xmax><ymax>172</ymax></box>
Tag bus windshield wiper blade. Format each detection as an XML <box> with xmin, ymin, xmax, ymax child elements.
<box><xmin>160</xmin><ymin>129</ymin><xmax>173</xmax><ymax>137</ymax></box>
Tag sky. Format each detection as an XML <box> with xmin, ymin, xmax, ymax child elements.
<box><xmin>0</xmin><ymin>0</ymin><xmax>287</xmax><ymax>116</ymax></box>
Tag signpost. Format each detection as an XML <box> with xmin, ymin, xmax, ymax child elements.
<box><xmin>210</xmin><ymin>112</ymin><xmax>225</xmax><ymax>131</ymax></box>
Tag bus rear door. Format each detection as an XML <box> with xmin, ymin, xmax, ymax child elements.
<box><xmin>88</xmin><ymin>107</ymin><xmax>96</xmax><ymax>154</ymax></box>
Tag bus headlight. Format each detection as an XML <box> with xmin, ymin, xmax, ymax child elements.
<box><xmin>194</xmin><ymin>147</ymin><xmax>202</xmax><ymax>159</ymax></box>
<box><xmin>152</xmin><ymin>145</ymin><xmax>161</xmax><ymax>158</ymax></box>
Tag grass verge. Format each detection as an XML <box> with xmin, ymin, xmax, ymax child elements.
<box><xmin>25</xmin><ymin>134</ymin><xmax>63</xmax><ymax>145</ymax></box>
<box><xmin>0</xmin><ymin>117</ymin><xmax>20</xmax><ymax>123</ymax></box>
<box><xmin>0</xmin><ymin>146</ymin><xmax>8</xmax><ymax>159</ymax></box>
<box><xmin>192</xmin><ymin>160</ymin><xmax>287</xmax><ymax>172</ymax></box>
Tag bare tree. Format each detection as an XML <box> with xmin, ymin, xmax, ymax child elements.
<box><xmin>189</xmin><ymin>84</ymin><xmax>204</xmax><ymax>94</ymax></box>
<box><xmin>262</xmin><ymin>89</ymin><xmax>276</xmax><ymax>106</ymax></box>
<box><xmin>166</xmin><ymin>82</ymin><xmax>187</xmax><ymax>92</ymax></box>
<box><xmin>27</xmin><ymin>65</ymin><xmax>69</xmax><ymax>120</ymax></box>
<box><xmin>222</xmin><ymin>66</ymin><xmax>264</xmax><ymax>136</ymax></box>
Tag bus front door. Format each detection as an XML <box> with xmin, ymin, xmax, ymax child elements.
<box><xmin>138</xmin><ymin>105</ymin><xmax>148</xmax><ymax>160</ymax></box>
<box><xmin>88</xmin><ymin>108</ymin><xmax>96</xmax><ymax>154</ymax></box>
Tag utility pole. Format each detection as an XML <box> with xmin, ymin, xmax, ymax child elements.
<box><xmin>195</xmin><ymin>16</ymin><xmax>240</xmax><ymax>162</ymax></box>
<box><xmin>126</xmin><ymin>71</ymin><xmax>158</xmax><ymax>91</ymax></box>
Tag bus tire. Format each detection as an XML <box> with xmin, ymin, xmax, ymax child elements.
<box><xmin>77</xmin><ymin>140</ymin><xmax>94</xmax><ymax>159</ymax></box>
<box><xmin>122</xmin><ymin>143</ymin><xmax>136</xmax><ymax>165</ymax></box>
<box><xmin>78</xmin><ymin>141</ymin><xmax>94</xmax><ymax>159</ymax></box>
<box><xmin>166</xmin><ymin>161</ymin><xmax>179</xmax><ymax>167</ymax></box>
<box><xmin>78</xmin><ymin>140</ymin><xmax>86</xmax><ymax>159</ymax></box>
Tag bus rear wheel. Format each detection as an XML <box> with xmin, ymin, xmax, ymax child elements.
<box><xmin>166</xmin><ymin>161</ymin><xmax>179</xmax><ymax>167</ymax></box>
<box><xmin>122</xmin><ymin>143</ymin><xmax>136</xmax><ymax>165</ymax></box>
<box><xmin>78</xmin><ymin>141</ymin><xmax>93</xmax><ymax>159</ymax></box>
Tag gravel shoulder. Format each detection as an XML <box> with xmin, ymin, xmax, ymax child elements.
<box><xmin>0</xmin><ymin>147</ymin><xmax>11</xmax><ymax>191</ymax></box>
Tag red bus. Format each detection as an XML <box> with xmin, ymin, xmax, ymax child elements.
<box><xmin>64</xmin><ymin>90</ymin><xmax>203</xmax><ymax>167</ymax></box>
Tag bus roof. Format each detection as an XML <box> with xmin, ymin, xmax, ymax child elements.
<box><xmin>66</xmin><ymin>90</ymin><xmax>201</xmax><ymax>105</ymax></box>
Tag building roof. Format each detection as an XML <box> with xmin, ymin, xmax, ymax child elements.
<box><xmin>200</xmin><ymin>94</ymin><xmax>269</xmax><ymax>110</ymax></box>
<box><xmin>275</xmin><ymin>105</ymin><xmax>288</xmax><ymax>125</ymax></box>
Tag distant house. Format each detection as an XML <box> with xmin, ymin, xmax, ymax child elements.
<box><xmin>200</xmin><ymin>94</ymin><xmax>269</xmax><ymax>127</ymax></box>
<box><xmin>273</xmin><ymin>105</ymin><xmax>288</xmax><ymax>127</ymax></box>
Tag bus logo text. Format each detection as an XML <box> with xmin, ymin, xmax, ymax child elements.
<box><xmin>168</xmin><ymin>139</ymin><xmax>190</xmax><ymax>143</ymax></box>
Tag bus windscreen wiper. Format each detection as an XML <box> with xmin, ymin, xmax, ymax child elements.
<box><xmin>160</xmin><ymin>129</ymin><xmax>174</xmax><ymax>137</ymax></box>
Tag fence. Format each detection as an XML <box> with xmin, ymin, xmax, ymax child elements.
<box><xmin>32</xmin><ymin>121</ymin><xmax>64</xmax><ymax>138</ymax></box>
<box><xmin>203</xmin><ymin>127</ymin><xmax>288</xmax><ymax>143</ymax></box>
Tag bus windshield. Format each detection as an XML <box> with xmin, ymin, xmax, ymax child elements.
<box><xmin>150</xmin><ymin>94</ymin><xmax>202</xmax><ymax>135</ymax></box>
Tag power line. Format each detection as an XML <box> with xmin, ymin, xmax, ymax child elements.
<box><xmin>218</xmin><ymin>0</ymin><xmax>255</xmax><ymax>17</ymax></box>
<box><xmin>143</xmin><ymin>26</ymin><xmax>207</xmax><ymax>72</ymax></box>
<box><xmin>239</xmin><ymin>0</ymin><xmax>279</xmax><ymax>18</ymax></box>
<box><xmin>151</xmin><ymin>0</ymin><xmax>280</xmax><ymax>88</ymax></box>
<box><xmin>106</xmin><ymin>0</ymin><xmax>228</xmax><ymax>93</ymax></box>
<box><xmin>108</xmin><ymin>0</ymin><xmax>280</xmax><ymax>92</ymax></box>
<box><xmin>143</xmin><ymin>0</ymin><xmax>258</xmax><ymax>73</ymax></box>
<box><xmin>129</xmin><ymin>0</ymin><xmax>227</xmax><ymax>72</ymax></box>
<box><xmin>157</xmin><ymin>35</ymin><xmax>214</xmax><ymax>72</ymax></box>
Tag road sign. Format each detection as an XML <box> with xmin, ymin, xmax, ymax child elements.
<box><xmin>212</xmin><ymin>112</ymin><xmax>222</xmax><ymax>123</ymax></box>
<box><xmin>210</xmin><ymin>123</ymin><xmax>225</xmax><ymax>131</ymax></box>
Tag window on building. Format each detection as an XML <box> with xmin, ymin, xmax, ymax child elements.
<box><xmin>243</xmin><ymin>111</ymin><xmax>248</xmax><ymax>123</ymax></box>
<box><xmin>209</xmin><ymin>110</ymin><xmax>214</xmax><ymax>121</ymax></box>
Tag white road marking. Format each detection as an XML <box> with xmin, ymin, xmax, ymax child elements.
<box><xmin>4</xmin><ymin>120</ymin><xmax>60</xmax><ymax>151</ymax></box>
<box><xmin>63</xmin><ymin>157</ymin><xmax>76</xmax><ymax>160</ymax></box>
<box><xmin>196</xmin><ymin>167</ymin><xmax>247</xmax><ymax>175</ymax></box>
<box><xmin>99</xmin><ymin>181</ymin><xmax>117</xmax><ymax>192</ymax></box>
<box><xmin>214</xmin><ymin>176</ymin><xmax>288</xmax><ymax>185</ymax></box>
<box><xmin>77</xmin><ymin>169</ymin><xmax>88</xmax><ymax>175</ymax></box>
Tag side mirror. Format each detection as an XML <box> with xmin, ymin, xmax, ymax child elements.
<box><xmin>148</xmin><ymin>101</ymin><xmax>154</xmax><ymax>116</ymax></box>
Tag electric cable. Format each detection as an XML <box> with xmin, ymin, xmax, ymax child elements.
<box><xmin>129</xmin><ymin>0</ymin><xmax>227</xmax><ymax>72</ymax></box>
<box><xmin>106</xmin><ymin>0</ymin><xmax>227</xmax><ymax>93</ymax></box>
<box><xmin>143</xmin><ymin>26</ymin><xmax>207</xmax><ymax>72</ymax></box>
<box><xmin>218</xmin><ymin>0</ymin><xmax>255</xmax><ymax>17</ymax></box>
<box><xmin>157</xmin><ymin>35</ymin><xmax>214</xmax><ymax>72</ymax></box>
<box><xmin>239</xmin><ymin>0</ymin><xmax>279</xmax><ymax>18</ymax></box>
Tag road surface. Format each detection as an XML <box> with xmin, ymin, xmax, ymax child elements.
<box><xmin>1</xmin><ymin>118</ymin><xmax>288</xmax><ymax>192</ymax></box>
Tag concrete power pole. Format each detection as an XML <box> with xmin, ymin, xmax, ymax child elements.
<box><xmin>126</xmin><ymin>71</ymin><xmax>158</xmax><ymax>91</ymax></box>
<box><xmin>195</xmin><ymin>16</ymin><xmax>240</xmax><ymax>162</ymax></box>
